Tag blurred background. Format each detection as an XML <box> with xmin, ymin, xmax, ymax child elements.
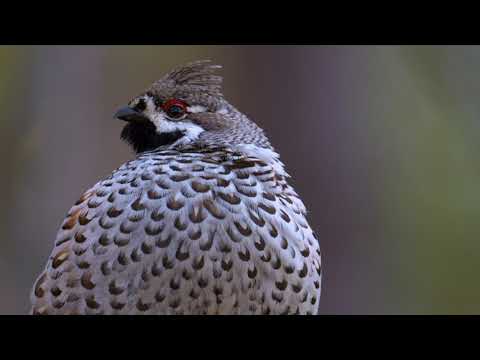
<box><xmin>0</xmin><ymin>45</ymin><xmax>479</xmax><ymax>314</ymax></box>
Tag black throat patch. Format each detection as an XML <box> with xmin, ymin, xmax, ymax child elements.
<box><xmin>120</xmin><ymin>121</ymin><xmax>185</xmax><ymax>153</ymax></box>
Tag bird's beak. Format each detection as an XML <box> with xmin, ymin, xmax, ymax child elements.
<box><xmin>114</xmin><ymin>106</ymin><xmax>149</xmax><ymax>123</ymax></box>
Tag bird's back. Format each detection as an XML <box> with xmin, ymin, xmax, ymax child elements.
<box><xmin>31</xmin><ymin>148</ymin><xmax>321</xmax><ymax>315</ymax></box>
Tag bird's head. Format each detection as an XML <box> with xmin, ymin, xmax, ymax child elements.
<box><xmin>115</xmin><ymin>60</ymin><xmax>270</xmax><ymax>154</ymax></box>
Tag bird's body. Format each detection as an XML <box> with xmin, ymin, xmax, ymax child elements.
<box><xmin>31</xmin><ymin>61</ymin><xmax>321</xmax><ymax>315</ymax></box>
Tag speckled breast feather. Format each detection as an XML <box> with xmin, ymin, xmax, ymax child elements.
<box><xmin>31</xmin><ymin>148</ymin><xmax>321</xmax><ymax>315</ymax></box>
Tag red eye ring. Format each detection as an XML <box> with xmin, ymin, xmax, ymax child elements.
<box><xmin>162</xmin><ymin>99</ymin><xmax>189</xmax><ymax>119</ymax></box>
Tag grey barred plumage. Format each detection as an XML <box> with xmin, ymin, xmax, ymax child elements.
<box><xmin>31</xmin><ymin>60</ymin><xmax>321</xmax><ymax>315</ymax></box>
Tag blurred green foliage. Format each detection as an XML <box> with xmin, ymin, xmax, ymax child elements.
<box><xmin>380</xmin><ymin>47</ymin><xmax>480</xmax><ymax>313</ymax></box>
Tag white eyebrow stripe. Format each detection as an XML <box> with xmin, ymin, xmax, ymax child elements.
<box><xmin>187</xmin><ymin>105</ymin><xmax>207</xmax><ymax>113</ymax></box>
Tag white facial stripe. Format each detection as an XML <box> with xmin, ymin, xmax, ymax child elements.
<box><xmin>143</xmin><ymin>97</ymin><xmax>205</xmax><ymax>144</ymax></box>
<box><xmin>187</xmin><ymin>105</ymin><xmax>207</xmax><ymax>113</ymax></box>
<box><xmin>172</xmin><ymin>122</ymin><xmax>205</xmax><ymax>146</ymax></box>
<box><xmin>142</xmin><ymin>97</ymin><xmax>156</xmax><ymax>116</ymax></box>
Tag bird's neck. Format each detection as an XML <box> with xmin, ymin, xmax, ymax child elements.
<box><xmin>140</xmin><ymin>142</ymin><xmax>288</xmax><ymax>178</ymax></box>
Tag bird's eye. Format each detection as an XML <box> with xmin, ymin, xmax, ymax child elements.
<box><xmin>134</xmin><ymin>99</ymin><xmax>146</xmax><ymax>112</ymax></box>
<box><xmin>163</xmin><ymin>99</ymin><xmax>188</xmax><ymax>119</ymax></box>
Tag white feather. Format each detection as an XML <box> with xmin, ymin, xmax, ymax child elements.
<box><xmin>144</xmin><ymin>97</ymin><xmax>205</xmax><ymax>145</ymax></box>
<box><xmin>232</xmin><ymin>143</ymin><xmax>289</xmax><ymax>177</ymax></box>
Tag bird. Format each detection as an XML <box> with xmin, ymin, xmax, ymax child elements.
<box><xmin>30</xmin><ymin>60</ymin><xmax>322</xmax><ymax>315</ymax></box>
